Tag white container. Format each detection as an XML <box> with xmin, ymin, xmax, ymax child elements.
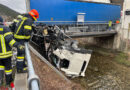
<box><xmin>77</xmin><ymin>13</ymin><xmax>86</xmax><ymax>23</ymax></box>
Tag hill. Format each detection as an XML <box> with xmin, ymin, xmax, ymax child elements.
<box><xmin>0</xmin><ymin>4</ymin><xmax>20</xmax><ymax>21</ymax></box>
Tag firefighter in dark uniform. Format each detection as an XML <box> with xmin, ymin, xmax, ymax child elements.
<box><xmin>0</xmin><ymin>16</ymin><xmax>24</xmax><ymax>86</ymax></box>
<box><xmin>9</xmin><ymin>15</ymin><xmax>23</xmax><ymax>33</ymax></box>
<box><xmin>13</xmin><ymin>9</ymin><xmax>39</xmax><ymax>73</ymax></box>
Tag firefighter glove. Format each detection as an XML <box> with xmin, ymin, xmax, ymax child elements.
<box><xmin>17</xmin><ymin>45</ymin><xmax>25</xmax><ymax>53</ymax></box>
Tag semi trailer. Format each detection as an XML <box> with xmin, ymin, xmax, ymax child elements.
<box><xmin>30</xmin><ymin>0</ymin><xmax>121</xmax><ymax>24</ymax></box>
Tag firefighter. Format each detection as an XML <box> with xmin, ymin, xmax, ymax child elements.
<box><xmin>0</xmin><ymin>16</ymin><xmax>24</xmax><ymax>86</ymax></box>
<box><xmin>9</xmin><ymin>15</ymin><xmax>23</xmax><ymax>33</ymax></box>
<box><xmin>13</xmin><ymin>9</ymin><xmax>39</xmax><ymax>73</ymax></box>
<box><xmin>108</xmin><ymin>20</ymin><xmax>112</xmax><ymax>31</ymax></box>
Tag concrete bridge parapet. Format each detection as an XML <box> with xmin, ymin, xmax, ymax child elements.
<box><xmin>74</xmin><ymin>24</ymin><xmax>129</xmax><ymax>52</ymax></box>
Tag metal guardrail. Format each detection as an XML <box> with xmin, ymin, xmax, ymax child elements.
<box><xmin>36</xmin><ymin>21</ymin><xmax>118</xmax><ymax>24</ymax></box>
<box><xmin>25</xmin><ymin>43</ymin><xmax>40</xmax><ymax>90</ymax></box>
<box><xmin>35</xmin><ymin>21</ymin><xmax>118</xmax><ymax>33</ymax></box>
<box><xmin>6</xmin><ymin>21</ymin><xmax>118</xmax><ymax>33</ymax></box>
<box><xmin>65</xmin><ymin>24</ymin><xmax>117</xmax><ymax>33</ymax></box>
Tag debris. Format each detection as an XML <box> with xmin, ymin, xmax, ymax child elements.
<box><xmin>93</xmin><ymin>67</ymin><xmax>99</xmax><ymax>72</ymax></box>
<box><xmin>90</xmin><ymin>75</ymin><xmax>123</xmax><ymax>90</ymax></box>
<box><xmin>88</xmin><ymin>80</ymin><xmax>99</xmax><ymax>87</ymax></box>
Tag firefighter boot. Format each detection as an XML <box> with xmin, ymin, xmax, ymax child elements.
<box><xmin>17</xmin><ymin>67</ymin><xmax>27</xmax><ymax>73</ymax></box>
<box><xmin>17</xmin><ymin>59</ymin><xmax>27</xmax><ymax>73</ymax></box>
<box><xmin>5</xmin><ymin>74</ymin><xmax>13</xmax><ymax>86</ymax></box>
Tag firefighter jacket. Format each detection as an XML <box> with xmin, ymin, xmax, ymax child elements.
<box><xmin>0</xmin><ymin>24</ymin><xmax>18</xmax><ymax>58</ymax></box>
<box><xmin>14</xmin><ymin>15</ymin><xmax>34</xmax><ymax>40</ymax></box>
<box><xmin>9</xmin><ymin>15</ymin><xmax>23</xmax><ymax>32</ymax></box>
<box><xmin>108</xmin><ymin>21</ymin><xmax>112</xmax><ymax>27</ymax></box>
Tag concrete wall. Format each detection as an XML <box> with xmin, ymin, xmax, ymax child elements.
<box><xmin>122</xmin><ymin>0</ymin><xmax>130</xmax><ymax>30</ymax></box>
<box><xmin>117</xmin><ymin>0</ymin><xmax>130</xmax><ymax>51</ymax></box>
<box><xmin>75</xmin><ymin>35</ymin><xmax>116</xmax><ymax>49</ymax></box>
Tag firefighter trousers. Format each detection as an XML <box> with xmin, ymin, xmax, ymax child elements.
<box><xmin>16</xmin><ymin>40</ymin><xmax>27</xmax><ymax>71</ymax></box>
<box><xmin>0</xmin><ymin>57</ymin><xmax>13</xmax><ymax>85</ymax></box>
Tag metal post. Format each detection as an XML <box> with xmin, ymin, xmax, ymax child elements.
<box><xmin>98</xmin><ymin>24</ymin><xmax>99</xmax><ymax>32</ymax></box>
<box><xmin>25</xmin><ymin>42</ymin><xmax>40</xmax><ymax>90</ymax></box>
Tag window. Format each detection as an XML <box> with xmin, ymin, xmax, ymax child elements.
<box><xmin>60</xmin><ymin>59</ymin><xmax>70</xmax><ymax>69</ymax></box>
<box><xmin>125</xmin><ymin>11</ymin><xmax>130</xmax><ymax>15</ymax></box>
<box><xmin>80</xmin><ymin>61</ymin><xmax>87</xmax><ymax>72</ymax></box>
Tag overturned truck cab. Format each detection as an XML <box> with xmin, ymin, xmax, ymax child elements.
<box><xmin>53</xmin><ymin>42</ymin><xmax>92</xmax><ymax>77</ymax></box>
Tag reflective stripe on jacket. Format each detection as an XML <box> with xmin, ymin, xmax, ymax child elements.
<box><xmin>14</xmin><ymin>15</ymin><xmax>33</xmax><ymax>40</ymax></box>
<box><xmin>108</xmin><ymin>21</ymin><xmax>112</xmax><ymax>27</ymax></box>
<box><xmin>9</xmin><ymin>15</ymin><xmax>23</xmax><ymax>32</ymax></box>
<box><xmin>0</xmin><ymin>25</ymin><xmax>17</xmax><ymax>58</ymax></box>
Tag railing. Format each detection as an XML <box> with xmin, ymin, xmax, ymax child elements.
<box><xmin>36</xmin><ymin>21</ymin><xmax>118</xmax><ymax>33</ymax></box>
<box><xmin>6</xmin><ymin>21</ymin><xmax>118</xmax><ymax>33</ymax></box>
<box><xmin>25</xmin><ymin>42</ymin><xmax>40</xmax><ymax>90</ymax></box>
<box><xmin>66</xmin><ymin>23</ymin><xmax>117</xmax><ymax>32</ymax></box>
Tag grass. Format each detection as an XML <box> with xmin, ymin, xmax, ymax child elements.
<box><xmin>114</xmin><ymin>52</ymin><xmax>130</xmax><ymax>67</ymax></box>
<box><xmin>82</xmin><ymin>44</ymin><xmax>130</xmax><ymax>67</ymax></box>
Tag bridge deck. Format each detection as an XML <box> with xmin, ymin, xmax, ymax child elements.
<box><xmin>66</xmin><ymin>31</ymin><xmax>117</xmax><ymax>38</ymax></box>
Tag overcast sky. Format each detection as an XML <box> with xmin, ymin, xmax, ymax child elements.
<box><xmin>0</xmin><ymin>0</ymin><xmax>27</xmax><ymax>13</ymax></box>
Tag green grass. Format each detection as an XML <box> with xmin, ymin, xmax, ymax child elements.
<box><xmin>114</xmin><ymin>52</ymin><xmax>130</xmax><ymax>67</ymax></box>
<box><xmin>80</xmin><ymin>44</ymin><xmax>130</xmax><ymax>67</ymax></box>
